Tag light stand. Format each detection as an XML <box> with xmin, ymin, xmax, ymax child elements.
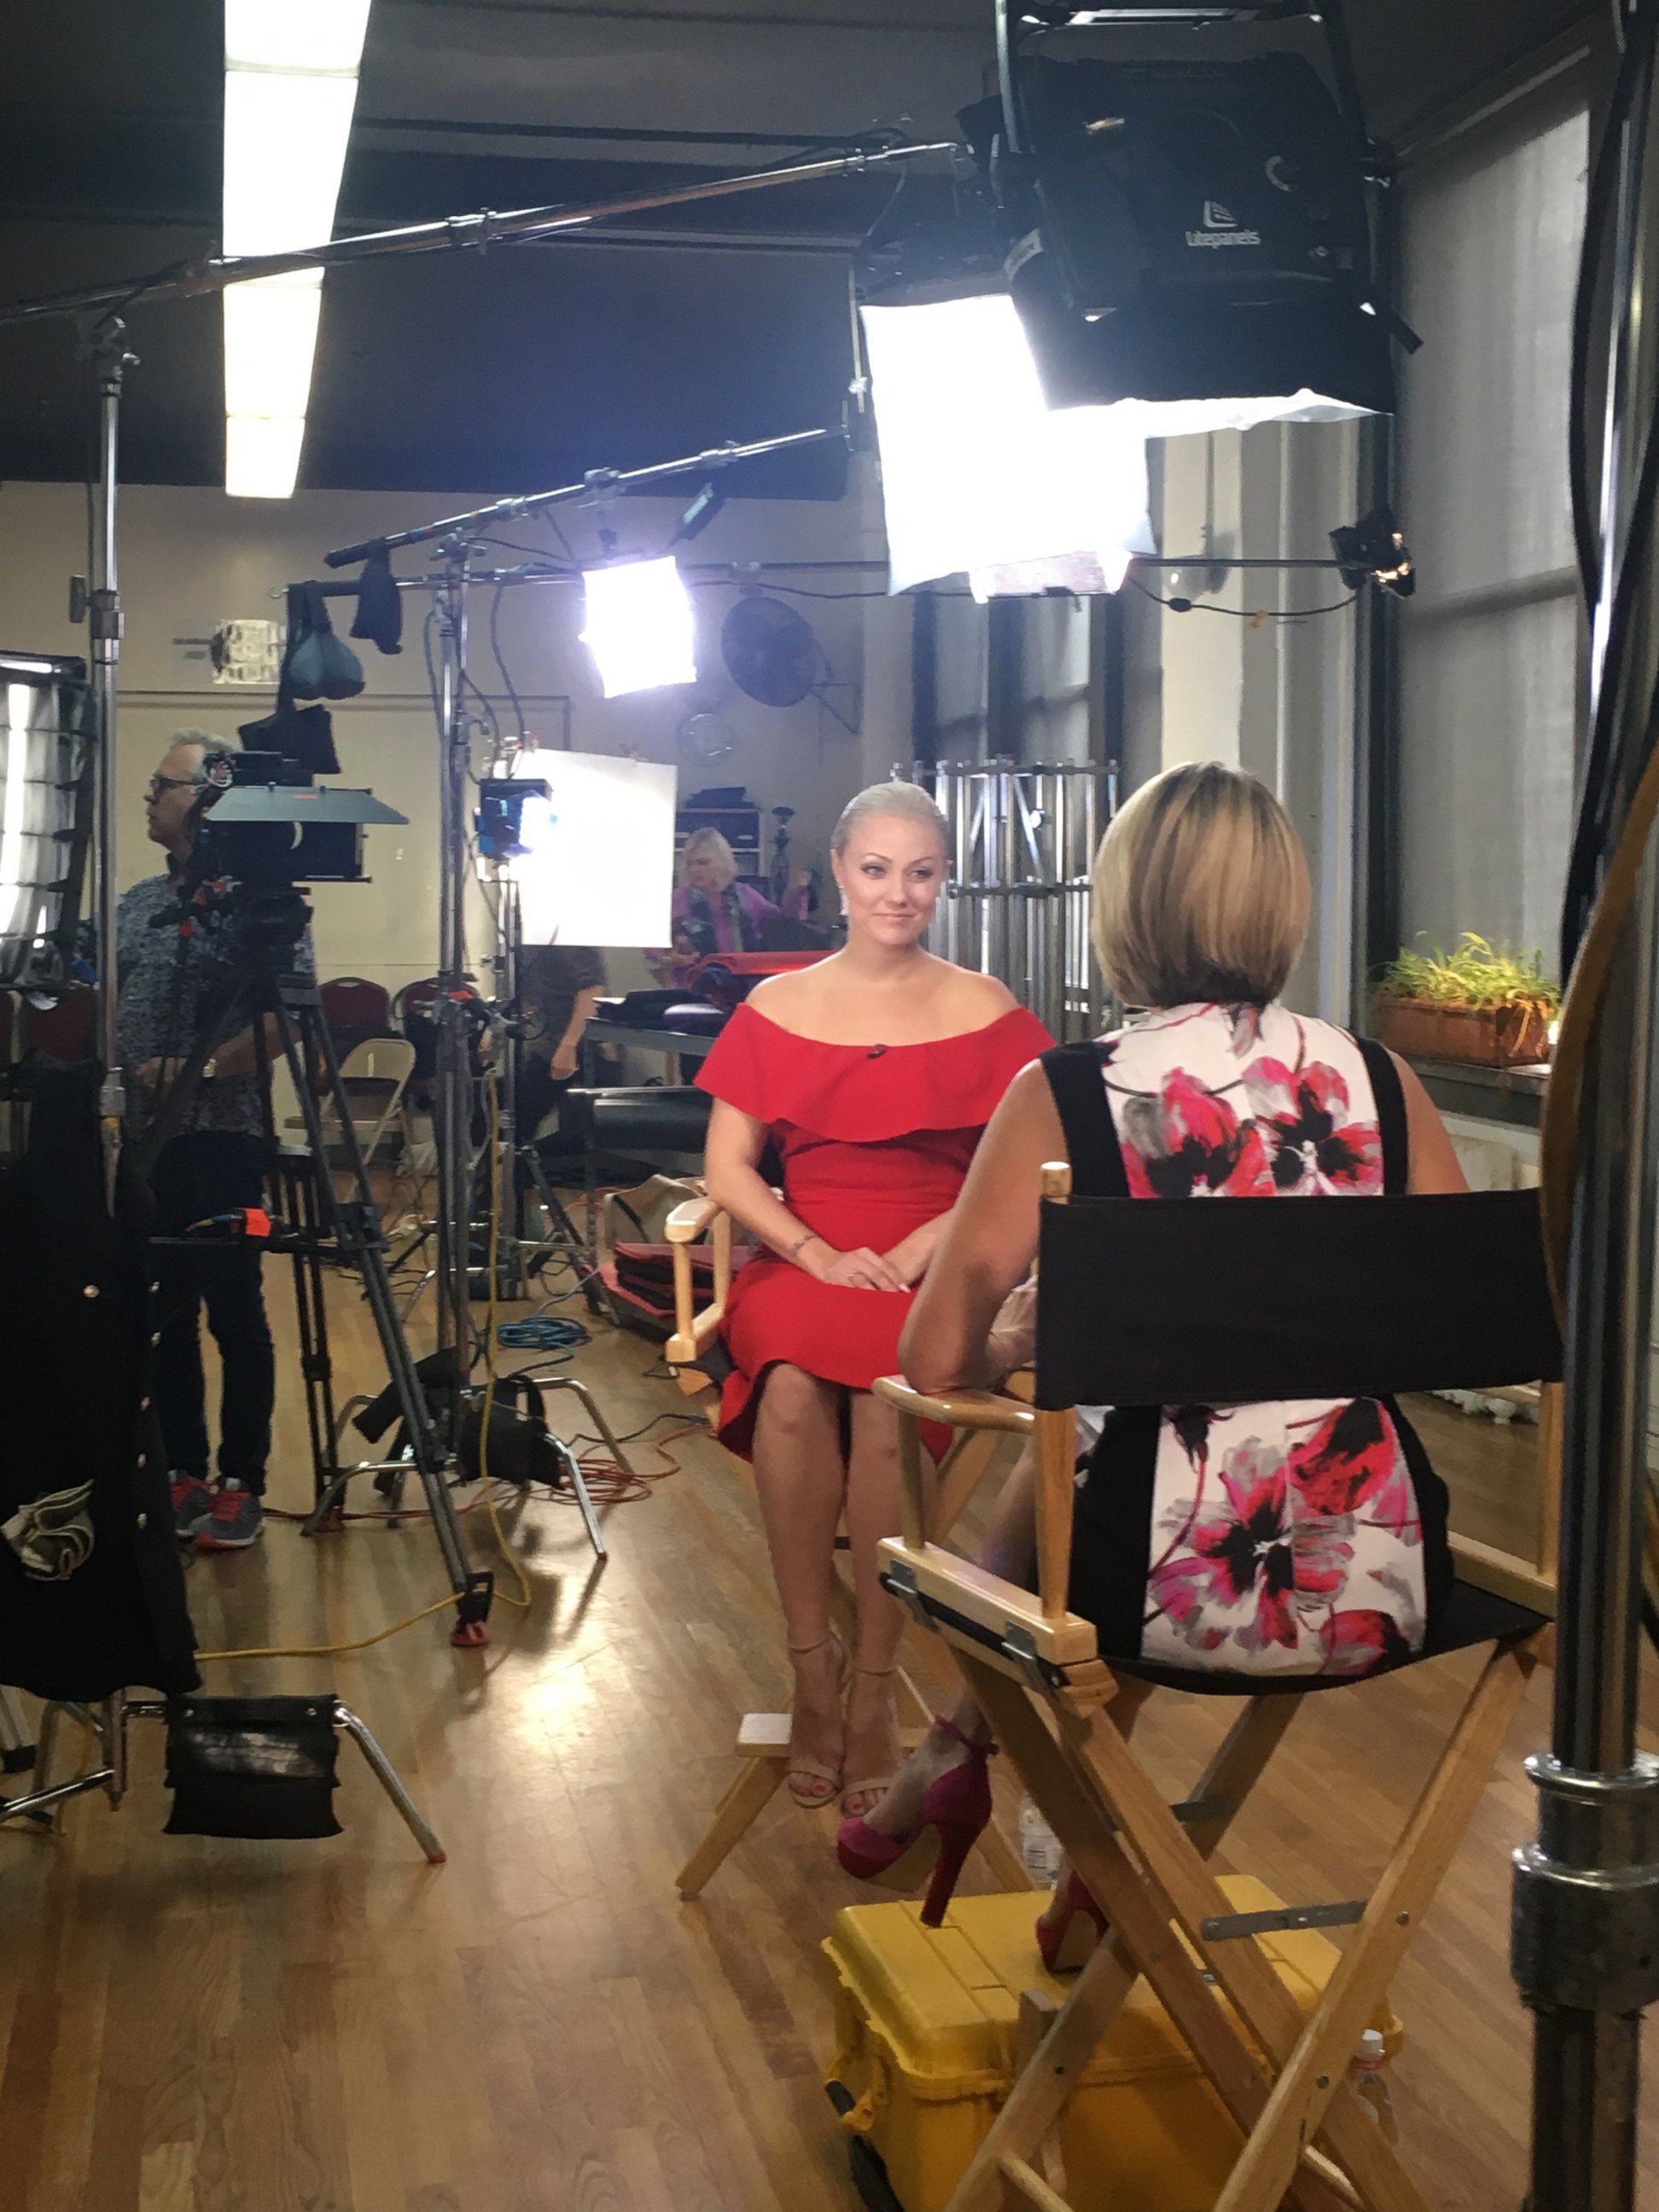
<box><xmin>1512</xmin><ymin>6</ymin><xmax>1659</xmax><ymax>2203</ymax></box>
<box><xmin>318</xmin><ymin>424</ymin><xmax>851</xmax><ymax>1402</ymax></box>
<box><xmin>430</xmin><ymin>538</ymin><xmax>477</xmax><ymax>1378</ymax></box>
<box><xmin>80</xmin><ymin>312</ymin><xmax>135</xmax><ymax>1205</ymax></box>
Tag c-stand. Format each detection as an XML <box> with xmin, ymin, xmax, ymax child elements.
<box><xmin>141</xmin><ymin>911</ymin><xmax>495</xmax><ymax>1645</ymax></box>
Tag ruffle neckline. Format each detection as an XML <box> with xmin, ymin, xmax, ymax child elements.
<box><xmin>698</xmin><ymin>1001</ymin><xmax>1052</xmax><ymax>1144</ymax></box>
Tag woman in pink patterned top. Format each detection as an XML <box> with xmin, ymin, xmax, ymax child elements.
<box><xmin>837</xmin><ymin>762</ymin><xmax>1468</xmax><ymax>1949</ymax></box>
<box><xmin>655</xmin><ymin>827</ymin><xmax>813</xmax><ymax>988</ymax></box>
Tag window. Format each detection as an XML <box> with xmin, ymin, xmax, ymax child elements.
<box><xmin>1395</xmin><ymin>87</ymin><xmax>1589</xmax><ymax>973</ymax></box>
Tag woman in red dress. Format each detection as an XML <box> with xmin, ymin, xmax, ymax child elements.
<box><xmin>697</xmin><ymin>782</ymin><xmax>1051</xmax><ymax>1817</ymax></box>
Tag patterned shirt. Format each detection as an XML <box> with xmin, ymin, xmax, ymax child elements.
<box><xmin>116</xmin><ymin>872</ymin><xmax>316</xmax><ymax>1139</ymax></box>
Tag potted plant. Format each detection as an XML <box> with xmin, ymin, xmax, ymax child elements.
<box><xmin>1371</xmin><ymin>934</ymin><xmax>1558</xmax><ymax>1069</ymax></box>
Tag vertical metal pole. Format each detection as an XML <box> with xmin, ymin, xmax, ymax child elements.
<box><xmin>86</xmin><ymin>316</ymin><xmax>135</xmax><ymax>1206</ymax></box>
<box><xmin>1050</xmin><ymin>765</ymin><xmax>1069</xmax><ymax>1038</ymax></box>
<box><xmin>1514</xmin><ymin>21</ymin><xmax>1659</xmax><ymax>2206</ymax></box>
<box><xmin>989</xmin><ymin>762</ymin><xmax>1013</xmax><ymax>988</ymax></box>
<box><xmin>1086</xmin><ymin>765</ymin><xmax>1106</xmax><ymax>1037</ymax></box>
<box><xmin>498</xmin><ymin>876</ymin><xmax>525</xmax><ymax>1299</ymax></box>
<box><xmin>432</xmin><ymin>541</ymin><xmax>474</xmax><ymax>1379</ymax></box>
<box><xmin>952</xmin><ymin>763</ymin><xmax>972</xmax><ymax>972</ymax></box>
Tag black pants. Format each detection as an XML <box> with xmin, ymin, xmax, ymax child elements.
<box><xmin>149</xmin><ymin>1132</ymin><xmax>275</xmax><ymax>1494</ymax></box>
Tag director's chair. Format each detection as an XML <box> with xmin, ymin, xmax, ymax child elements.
<box><xmin>875</xmin><ymin>1167</ymin><xmax>1563</xmax><ymax>2212</ymax></box>
<box><xmin>663</xmin><ymin>1189</ymin><xmax>1031</xmax><ymax>1901</ymax></box>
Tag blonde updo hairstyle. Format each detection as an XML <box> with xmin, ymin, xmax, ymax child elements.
<box><xmin>679</xmin><ymin>826</ymin><xmax>739</xmax><ymax>890</ymax></box>
<box><xmin>1091</xmin><ymin>761</ymin><xmax>1311</xmax><ymax>1008</ymax></box>
<box><xmin>829</xmin><ymin>779</ymin><xmax>949</xmax><ymax>859</ymax></box>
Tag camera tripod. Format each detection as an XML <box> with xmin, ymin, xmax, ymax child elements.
<box><xmin>142</xmin><ymin>946</ymin><xmax>495</xmax><ymax>1644</ymax></box>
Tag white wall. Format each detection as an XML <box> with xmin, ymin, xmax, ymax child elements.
<box><xmin>0</xmin><ymin>478</ymin><xmax>875</xmax><ymax>991</ymax></box>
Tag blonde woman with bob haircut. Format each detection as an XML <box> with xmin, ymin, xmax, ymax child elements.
<box><xmin>696</xmin><ymin>781</ymin><xmax>1052</xmax><ymax>1818</ymax></box>
<box><xmin>657</xmin><ymin>825</ymin><xmax>813</xmax><ymax>987</ymax></box>
<box><xmin>838</xmin><ymin>762</ymin><xmax>1467</xmax><ymax>1953</ymax></box>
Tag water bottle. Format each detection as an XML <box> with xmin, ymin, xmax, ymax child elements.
<box><xmin>1019</xmin><ymin>1797</ymin><xmax>1064</xmax><ymax>1887</ymax></box>
<box><xmin>1348</xmin><ymin>2029</ymin><xmax>1399</xmax><ymax>2142</ymax></box>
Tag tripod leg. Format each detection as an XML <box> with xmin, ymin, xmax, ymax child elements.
<box><xmin>281</xmin><ymin>1146</ymin><xmax>346</xmax><ymax>1524</ymax></box>
<box><xmin>279</xmin><ymin>988</ymin><xmax>492</xmax><ymax>1644</ymax></box>
<box><xmin>333</xmin><ymin>1701</ymin><xmax>446</xmax><ymax>1864</ymax></box>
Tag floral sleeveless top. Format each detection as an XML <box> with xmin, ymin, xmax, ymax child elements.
<box><xmin>1101</xmin><ymin>1001</ymin><xmax>1428</xmax><ymax>1678</ymax></box>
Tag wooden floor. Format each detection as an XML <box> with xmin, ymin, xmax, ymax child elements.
<box><xmin>3</xmin><ymin>1256</ymin><xmax>1659</xmax><ymax>2211</ymax></box>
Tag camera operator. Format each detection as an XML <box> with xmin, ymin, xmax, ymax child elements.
<box><xmin>118</xmin><ymin>731</ymin><xmax>314</xmax><ymax>1552</ymax></box>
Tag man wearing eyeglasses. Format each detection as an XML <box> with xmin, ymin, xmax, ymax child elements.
<box><xmin>116</xmin><ymin>730</ymin><xmax>313</xmax><ymax>1554</ymax></box>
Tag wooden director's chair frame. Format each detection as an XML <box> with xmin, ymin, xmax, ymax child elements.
<box><xmin>663</xmin><ymin>1188</ymin><xmax>1031</xmax><ymax>1901</ymax></box>
<box><xmin>871</xmin><ymin>1165</ymin><xmax>1563</xmax><ymax>2212</ymax></box>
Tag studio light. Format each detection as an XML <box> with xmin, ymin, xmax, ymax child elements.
<box><xmin>222</xmin><ymin>0</ymin><xmax>373</xmax><ymax>499</ymax></box>
<box><xmin>1330</xmin><ymin>506</ymin><xmax>1416</xmax><ymax>598</ymax></box>
<box><xmin>859</xmin><ymin>291</ymin><xmax>1153</xmax><ymax>594</ymax></box>
<box><xmin>972</xmin><ymin>7</ymin><xmax>1403</xmax><ymax>431</ymax></box>
<box><xmin>579</xmin><ymin>556</ymin><xmax>699</xmax><ymax>698</ymax></box>
<box><xmin>0</xmin><ymin>654</ymin><xmax>95</xmax><ymax>992</ymax></box>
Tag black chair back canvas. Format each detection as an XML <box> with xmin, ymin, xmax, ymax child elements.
<box><xmin>1035</xmin><ymin>1187</ymin><xmax>1561</xmax><ymax>1412</ymax></box>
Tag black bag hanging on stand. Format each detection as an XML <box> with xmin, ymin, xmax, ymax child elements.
<box><xmin>284</xmin><ymin>582</ymin><xmax>365</xmax><ymax>702</ymax></box>
<box><xmin>348</xmin><ymin>548</ymin><xmax>403</xmax><ymax>656</ymax></box>
<box><xmin>238</xmin><ymin>585</ymin><xmax>355</xmax><ymax>777</ymax></box>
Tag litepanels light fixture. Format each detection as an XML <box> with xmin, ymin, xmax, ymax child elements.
<box><xmin>221</xmin><ymin>0</ymin><xmax>372</xmax><ymax>498</ymax></box>
<box><xmin>973</xmin><ymin>41</ymin><xmax>1399</xmax><ymax>428</ymax></box>
<box><xmin>579</xmin><ymin>556</ymin><xmax>699</xmax><ymax>698</ymax></box>
<box><xmin>859</xmin><ymin>292</ymin><xmax>1153</xmax><ymax>595</ymax></box>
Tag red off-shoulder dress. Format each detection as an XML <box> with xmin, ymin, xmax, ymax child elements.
<box><xmin>696</xmin><ymin>1000</ymin><xmax>1054</xmax><ymax>1459</ymax></box>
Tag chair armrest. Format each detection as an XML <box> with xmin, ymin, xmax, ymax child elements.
<box><xmin>877</xmin><ymin>1536</ymin><xmax>1099</xmax><ymax>1671</ymax></box>
<box><xmin>874</xmin><ymin>1377</ymin><xmax>1038</xmax><ymax>1437</ymax></box>
<box><xmin>665</xmin><ymin>1190</ymin><xmax>733</xmax><ymax>1366</ymax></box>
<box><xmin>876</xmin><ymin>1376</ymin><xmax>1074</xmax><ymax>1627</ymax></box>
<box><xmin>665</xmin><ymin>1188</ymin><xmax>716</xmax><ymax>1244</ymax></box>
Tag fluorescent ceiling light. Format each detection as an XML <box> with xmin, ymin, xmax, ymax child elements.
<box><xmin>579</xmin><ymin>559</ymin><xmax>699</xmax><ymax>698</ymax></box>
<box><xmin>226</xmin><ymin>415</ymin><xmax>309</xmax><ymax>501</ymax></box>
<box><xmin>860</xmin><ymin>294</ymin><xmax>1154</xmax><ymax>596</ymax></box>
<box><xmin>222</xmin><ymin>1</ymin><xmax>372</xmax><ymax>499</ymax></box>
<box><xmin>222</xmin><ymin>72</ymin><xmax>361</xmax><ymax>258</ymax></box>
<box><xmin>223</xmin><ymin>273</ymin><xmax>323</xmax><ymax>418</ymax></box>
<box><xmin>225</xmin><ymin>0</ymin><xmax>371</xmax><ymax>72</ymax></box>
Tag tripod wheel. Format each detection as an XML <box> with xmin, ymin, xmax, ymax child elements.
<box><xmin>450</xmin><ymin>1619</ymin><xmax>491</xmax><ymax>1649</ymax></box>
<box><xmin>312</xmin><ymin>1503</ymin><xmax>347</xmax><ymax>1535</ymax></box>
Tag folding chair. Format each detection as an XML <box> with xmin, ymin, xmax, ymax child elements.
<box><xmin>875</xmin><ymin>1167</ymin><xmax>1563</xmax><ymax>2212</ymax></box>
<box><xmin>319</xmin><ymin>974</ymin><xmax>394</xmax><ymax>1058</ymax></box>
<box><xmin>664</xmin><ymin>1190</ymin><xmax>1031</xmax><ymax>1901</ymax></box>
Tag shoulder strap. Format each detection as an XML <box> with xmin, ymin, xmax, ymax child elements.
<box><xmin>1353</xmin><ymin>1034</ymin><xmax>1409</xmax><ymax>1196</ymax></box>
<box><xmin>1040</xmin><ymin>1042</ymin><xmax>1130</xmax><ymax>1199</ymax></box>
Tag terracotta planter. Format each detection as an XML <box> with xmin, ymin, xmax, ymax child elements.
<box><xmin>1371</xmin><ymin>996</ymin><xmax>1552</xmax><ymax>1069</ymax></box>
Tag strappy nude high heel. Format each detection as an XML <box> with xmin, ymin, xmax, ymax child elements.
<box><xmin>785</xmin><ymin>1634</ymin><xmax>846</xmax><ymax>1808</ymax></box>
<box><xmin>840</xmin><ymin>1663</ymin><xmax>902</xmax><ymax>1819</ymax></box>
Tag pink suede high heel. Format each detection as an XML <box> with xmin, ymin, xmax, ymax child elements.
<box><xmin>835</xmin><ymin>1717</ymin><xmax>994</xmax><ymax>1928</ymax></box>
<box><xmin>1036</xmin><ymin>1870</ymin><xmax>1109</xmax><ymax>1973</ymax></box>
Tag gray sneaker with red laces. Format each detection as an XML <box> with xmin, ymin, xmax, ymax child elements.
<box><xmin>196</xmin><ymin>1481</ymin><xmax>265</xmax><ymax>1551</ymax></box>
<box><xmin>170</xmin><ymin>1475</ymin><xmax>214</xmax><ymax>1542</ymax></box>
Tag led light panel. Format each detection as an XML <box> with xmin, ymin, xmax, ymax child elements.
<box><xmin>579</xmin><ymin>558</ymin><xmax>699</xmax><ymax>698</ymax></box>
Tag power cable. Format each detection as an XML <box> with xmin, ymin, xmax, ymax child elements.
<box><xmin>1132</xmin><ymin>579</ymin><xmax>1361</xmax><ymax>620</ymax></box>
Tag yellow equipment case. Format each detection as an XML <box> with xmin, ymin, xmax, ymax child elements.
<box><xmin>823</xmin><ymin>1877</ymin><xmax>1400</xmax><ymax>2212</ymax></box>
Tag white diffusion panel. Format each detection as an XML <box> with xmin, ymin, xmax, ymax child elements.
<box><xmin>508</xmin><ymin>750</ymin><xmax>676</xmax><ymax>947</ymax></box>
